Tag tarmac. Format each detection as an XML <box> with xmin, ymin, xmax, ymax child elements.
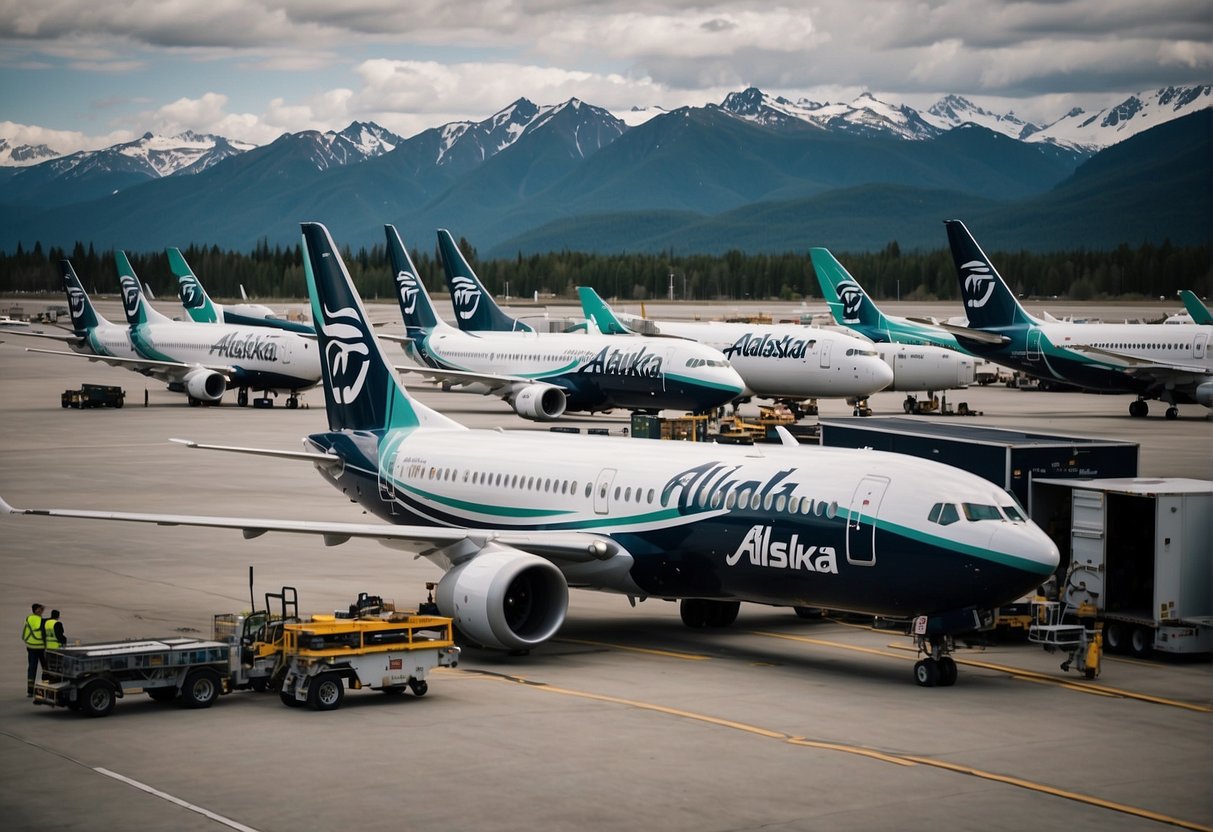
<box><xmin>1</xmin><ymin>304</ymin><xmax>1211</xmax><ymax>832</ymax></box>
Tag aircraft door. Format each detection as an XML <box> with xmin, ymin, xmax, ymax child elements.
<box><xmin>377</xmin><ymin>449</ymin><xmax>399</xmax><ymax>515</ymax></box>
<box><xmin>846</xmin><ymin>475</ymin><xmax>889</xmax><ymax>566</ymax></box>
<box><xmin>1194</xmin><ymin>332</ymin><xmax>1208</xmax><ymax>360</ymax></box>
<box><xmin>819</xmin><ymin>339</ymin><xmax>833</xmax><ymax>369</ymax></box>
<box><xmin>593</xmin><ymin>468</ymin><xmax>617</xmax><ymax>515</ymax></box>
<box><xmin>660</xmin><ymin>346</ymin><xmax>674</xmax><ymax>391</ymax></box>
<box><xmin>278</xmin><ymin>336</ymin><xmax>291</xmax><ymax>365</ymax></box>
<box><xmin>1027</xmin><ymin>329</ymin><xmax>1042</xmax><ymax>362</ymax></box>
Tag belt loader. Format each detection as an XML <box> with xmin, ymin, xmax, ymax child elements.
<box><xmin>34</xmin><ymin>584</ymin><xmax>460</xmax><ymax>717</ymax></box>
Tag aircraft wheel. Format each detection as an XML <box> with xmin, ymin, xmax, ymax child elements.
<box><xmin>937</xmin><ymin>657</ymin><xmax>958</xmax><ymax>687</ymax></box>
<box><xmin>903</xmin><ymin>397</ymin><xmax>915</xmax><ymax>414</ymax></box>
<box><xmin>286</xmin><ymin>397</ymin><xmax>298</xmax><ymax>410</ymax></box>
<box><xmin>913</xmin><ymin>659</ymin><xmax>939</xmax><ymax>687</ymax></box>
<box><xmin>1128</xmin><ymin>400</ymin><xmax>1148</xmax><ymax>418</ymax></box>
<box><xmin>706</xmin><ymin>600</ymin><xmax>740</xmax><ymax>627</ymax></box>
<box><xmin>1165</xmin><ymin>406</ymin><xmax>1179</xmax><ymax>420</ymax></box>
<box><xmin>188</xmin><ymin>396</ymin><xmax>201</xmax><ymax>408</ymax></box>
<box><xmin>680</xmin><ymin>599</ymin><xmax>710</xmax><ymax>628</ymax></box>
<box><xmin>793</xmin><ymin>606</ymin><xmax>824</xmax><ymax>619</ymax></box>
<box><xmin>237</xmin><ymin>389</ymin><xmax>249</xmax><ymax>407</ymax></box>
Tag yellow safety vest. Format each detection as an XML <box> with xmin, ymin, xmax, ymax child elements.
<box><xmin>22</xmin><ymin>614</ymin><xmax>45</xmax><ymax>649</ymax></box>
<box><xmin>43</xmin><ymin>619</ymin><xmax>64</xmax><ymax>650</ymax></box>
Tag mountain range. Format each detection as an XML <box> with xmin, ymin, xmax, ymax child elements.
<box><xmin>0</xmin><ymin>85</ymin><xmax>1209</xmax><ymax>256</ymax></box>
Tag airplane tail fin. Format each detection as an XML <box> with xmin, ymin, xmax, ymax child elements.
<box><xmin>944</xmin><ymin>221</ymin><xmax>1034</xmax><ymax>329</ymax></box>
<box><xmin>61</xmin><ymin>261</ymin><xmax>107</xmax><ymax>333</ymax></box>
<box><xmin>167</xmin><ymin>248</ymin><xmax>220</xmax><ymax>324</ymax></box>
<box><xmin>385</xmin><ymin>225</ymin><xmax>442</xmax><ymax>335</ymax></box>
<box><xmin>437</xmin><ymin>229</ymin><xmax>533</xmax><ymax>332</ymax></box>
<box><xmin>115</xmin><ymin>251</ymin><xmax>175</xmax><ymax>326</ymax></box>
<box><xmin>301</xmin><ymin>222</ymin><xmax>463</xmax><ymax>434</ymax></box>
<box><xmin>1180</xmin><ymin>290</ymin><xmax>1213</xmax><ymax>325</ymax></box>
<box><xmin>577</xmin><ymin>286</ymin><xmax>634</xmax><ymax>335</ymax></box>
<box><xmin>809</xmin><ymin>249</ymin><xmax>886</xmax><ymax>330</ymax></box>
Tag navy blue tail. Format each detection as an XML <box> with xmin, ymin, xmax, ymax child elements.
<box><xmin>945</xmin><ymin>220</ymin><xmax>1034</xmax><ymax>329</ymax></box>
<box><xmin>437</xmin><ymin>229</ymin><xmax>533</xmax><ymax>333</ymax></box>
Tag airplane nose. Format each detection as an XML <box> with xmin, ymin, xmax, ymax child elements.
<box><xmin>989</xmin><ymin>524</ymin><xmax>1060</xmax><ymax>578</ymax></box>
<box><xmin>871</xmin><ymin>358</ymin><xmax>894</xmax><ymax>390</ymax></box>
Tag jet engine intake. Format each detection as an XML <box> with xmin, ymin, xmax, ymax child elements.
<box><xmin>183</xmin><ymin>368</ymin><xmax>227</xmax><ymax>401</ymax></box>
<box><xmin>435</xmin><ymin>546</ymin><xmax>568</xmax><ymax>650</ymax></box>
<box><xmin>510</xmin><ymin>383</ymin><xmax>567</xmax><ymax>421</ymax></box>
<box><xmin>1195</xmin><ymin>381</ymin><xmax>1213</xmax><ymax>408</ymax></box>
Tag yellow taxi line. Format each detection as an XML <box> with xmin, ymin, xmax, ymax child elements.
<box><xmin>557</xmin><ymin>637</ymin><xmax>712</xmax><ymax>660</ymax></box>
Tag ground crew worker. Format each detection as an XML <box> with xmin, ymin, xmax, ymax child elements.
<box><xmin>22</xmin><ymin>603</ymin><xmax>45</xmax><ymax>697</ymax></box>
<box><xmin>43</xmin><ymin>610</ymin><xmax>65</xmax><ymax>651</ymax></box>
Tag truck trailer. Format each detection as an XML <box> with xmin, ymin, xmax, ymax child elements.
<box><xmin>1030</xmin><ymin>477</ymin><xmax>1213</xmax><ymax>657</ymax></box>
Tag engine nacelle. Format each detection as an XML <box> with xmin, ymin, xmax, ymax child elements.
<box><xmin>510</xmin><ymin>383</ymin><xmax>567</xmax><ymax>421</ymax></box>
<box><xmin>878</xmin><ymin>344</ymin><xmax>976</xmax><ymax>392</ymax></box>
<box><xmin>435</xmin><ymin>546</ymin><xmax>569</xmax><ymax>651</ymax></box>
<box><xmin>1195</xmin><ymin>381</ymin><xmax>1213</xmax><ymax>408</ymax></box>
<box><xmin>183</xmin><ymin>368</ymin><xmax>227</xmax><ymax>401</ymax></box>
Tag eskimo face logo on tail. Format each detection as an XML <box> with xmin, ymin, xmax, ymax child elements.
<box><xmin>178</xmin><ymin>277</ymin><xmax>203</xmax><ymax>308</ymax></box>
<box><xmin>837</xmin><ymin>281</ymin><xmax>864</xmax><ymax>323</ymax></box>
<box><xmin>66</xmin><ymin>285</ymin><xmax>86</xmax><ymax>322</ymax></box>
<box><xmin>396</xmin><ymin>270</ymin><xmax>419</xmax><ymax>315</ymax></box>
<box><xmin>319</xmin><ymin>303</ymin><xmax>370</xmax><ymax>404</ymax></box>
<box><xmin>450</xmin><ymin>275</ymin><xmax>481</xmax><ymax>321</ymax></box>
<box><xmin>119</xmin><ymin>276</ymin><xmax>142</xmax><ymax>320</ymax></box>
<box><xmin>961</xmin><ymin>260</ymin><xmax>996</xmax><ymax>309</ymax></box>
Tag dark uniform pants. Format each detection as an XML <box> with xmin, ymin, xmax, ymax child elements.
<box><xmin>26</xmin><ymin>648</ymin><xmax>44</xmax><ymax>695</ymax></box>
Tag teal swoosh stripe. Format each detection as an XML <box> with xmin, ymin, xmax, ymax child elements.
<box><xmin>665</xmin><ymin>372</ymin><xmax>745</xmax><ymax>394</ymax></box>
<box><xmin>130</xmin><ymin>328</ymin><xmax>178</xmax><ymax>363</ymax></box>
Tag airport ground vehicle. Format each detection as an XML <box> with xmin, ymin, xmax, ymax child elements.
<box><xmin>33</xmin><ymin>586</ymin><xmax>459</xmax><ymax>717</ymax></box>
<box><xmin>1030</xmin><ymin>477</ymin><xmax>1213</xmax><ymax>657</ymax></box>
<box><xmin>61</xmin><ymin>383</ymin><xmax>124</xmax><ymax>408</ymax></box>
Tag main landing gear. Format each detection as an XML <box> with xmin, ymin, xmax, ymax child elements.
<box><xmin>913</xmin><ymin>634</ymin><xmax>958</xmax><ymax>687</ymax></box>
<box><xmin>1129</xmin><ymin>397</ymin><xmax>1180</xmax><ymax>419</ymax></box>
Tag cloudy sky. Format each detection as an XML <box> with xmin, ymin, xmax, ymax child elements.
<box><xmin>1</xmin><ymin>0</ymin><xmax>1210</xmax><ymax>153</ymax></box>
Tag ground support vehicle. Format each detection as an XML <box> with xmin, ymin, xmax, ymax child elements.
<box><xmin>1030</xmin><ymin>477</ymin><xmax>1213</xmax><ymax>658</ymax></box>
<box><xmin>33</xmin><ymin>637</ymin><xmax>229</xmax><ymax>717</ymax></box>
<box><xmin>1028</xmin><ymin>598</ymin><xmax>1102</xmax><ymax>678</ymax></box>
<box><xmin>272</xmin><ymin>614</ymin><xmax>460</xmax><ymax>710</ymax></box>
<box><xmin>61</xmin><ymin>383</ymin><xmax>125</xmax><ymax>408</ymax></box>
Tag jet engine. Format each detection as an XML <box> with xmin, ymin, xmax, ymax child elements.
<box><xmin>434</xmin><ymin>546</ymin><xmax>569</xmax><ymax>651</ymax></box>
<box><xmin>183</xmin><ymin>368</ymin><xmax>227</xmax><ymax>401</ymax></box>
<box><xmin>878</xmin><ymin>345</ymin><xmax>976</xmax><ymax>392</ymax></box>
<box><xmin>1195</xmin><ymin>381</ymin><xmax>1213</xmax><ymax>408</ymax></box>
<box><xmin>510</xmin><ymin>383</ymin><xmax>567</xmax><ymax>421</ymax></box>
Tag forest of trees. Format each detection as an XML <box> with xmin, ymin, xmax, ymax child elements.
<box><xmin>1</xmin><ymin>238</ymin><xmax>1209</xmax><ymax>304</ymax></box>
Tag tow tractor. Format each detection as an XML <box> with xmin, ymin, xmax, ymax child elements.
<box><xmin>33</xmin><ymin>580</ymin><xmax>459</xmax><ymax>717</ymax></box>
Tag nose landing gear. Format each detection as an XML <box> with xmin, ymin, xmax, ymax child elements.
<box><xmin>913</xmin><ymin>633</ymin><xmax>958</xmax><ymax>687</ymax></box>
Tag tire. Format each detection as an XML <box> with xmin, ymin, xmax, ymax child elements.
<box><xmin>1103</xmin><ymin>621</ymin><xmax>1126</xmax><ymax>654</ymax></box>
<box><xmin>279</xmin><ymin>689</ymin><xmax>304</xmax><ymax>708</ymax></box>
<box><xmin>307</xmin><ymin>673</ymin><xmax>344</xmax><ymax>711</ymax></box>
<box><xmin>409</xmin><ymin>679</ymin><xmax>429</xmax><ymax>697</ymax></box>
<box><xmin>188</xmin><ymin>396</ymin><xmax>201</xmax><ymax>408</ymax></box>
<box><xmin>1129</xmin><ymin>626</ymin><xmax>1154</xmax><ymax>659</ymax></box>
<box><xmin>680</xmin><ymin>599</ymin><xmax>710</xmax><ymax>628</ymax></box>
<box><xmin>180</xmin><ymin>669</ymin><xmax>220</xmax><ymax>709</ymax></box>
<box><xmin>914</xmin><ymin>660</ymin><xmax>939</xmax><ymax>688</ymax></box>
<box><xmin>937</xmin><ymin>657</ymin><xmax>958</xmax><ymax>687</ymax></box>
<box><xmin>706</xmin><ymin>600</ymin><xmax>740</xmax><ymax>628</ymax></box>
<box><xmin>79</xmin><ymin>679</ymin><xmax>117</xmax><ymax>717</ymax></box>
<box><xmin>147</xmin><ymin>687</ymin><xmax>178</xmax><ymax>703</ymax></box>
<box><xmin>793</xmin><ymin>606</ymin><xmax>825</xmax><ymax>619</ymax></box>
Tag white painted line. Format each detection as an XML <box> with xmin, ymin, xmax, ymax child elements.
<box><xmin>94</xmin><ymin>767</ymin><xmax>260</xmax><ymax>832</ymax></box>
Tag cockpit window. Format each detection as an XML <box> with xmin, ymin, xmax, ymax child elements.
<box><xmin>1002</xmin><ymin>504</ymin><xmax>1025</xmax><ymax>522</ymax></box>
<box><xmin>962</xmin><ymin>503</ymin><xmax>1003</xmax><ymax>521</ymax></box>
<box><xmin>929</xmin><ymin>502</ymin><xmax>960</xmax><ymax>525</ymax></box>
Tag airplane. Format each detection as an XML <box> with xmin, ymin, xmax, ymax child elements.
<box><xmin>1178</xmin><ymin>290</ymin><xmax>1212</xmax><ymax>325</ymax></box>
<box><xmin>572</xmin><ymin>286</ymin><xmax>895</xmax><ymax>417</ymax></box>
<box><xmin>437</xmin><ymin>229</ymin><xmax>534</xmax><ymax>332</ymax></box>
<box><xmin>1</xmin><ymin>221</ymin><xmax>1061</xmax><ymax>688</ymax></box>
<box><xmin>940</xmin><ymin>220</ymin><xmax>1213</xmax><ymax>419</ymax></box>
<box><xmin>168</xmin><ymin>248</ymin><xmax>315</xmax><ymax>334</ymax></box>
<box><xmin>13</xmin><ymin>256</ymin><xmax>322</xmax><ymax>407</ymax></box>
<box><xmin>384</xmin><ymin>225</ymin><xmax>746</xmax><ymax>420</ymax></box>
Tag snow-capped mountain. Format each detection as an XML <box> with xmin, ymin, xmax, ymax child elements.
<box><xmin>720</xmin><ymin>87</ymin><xmax>942</xmax><ymax>140</ymax></box>
<box><xmin>0</xmin><ymin>139</ymin><xmax>60</xmax><ymax>167</ymax></box>
<box><xmin>924</xmin><ymin>95</ymin><xmax>1040</xmax><ymax>140</ymax></box>
<box><xmin>1026</xmin><ymin>85</ymin><xmax>1213</xmax><ymax>151</ymax></box>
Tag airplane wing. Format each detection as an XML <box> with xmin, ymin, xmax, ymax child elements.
<box><xmin>394</xmin><ymin>364</ymin><xmax>528</xmax><ymax>395</ymax></box>
<box><xmin>909</xmin><ymin>320</ymin><xmax>1010</xmax><ymax>346</ymax></box>
<box><xmin>168</xmin><ymin>438</ymin><xmax>342</xmax><ymax>466</ymax></box>
<box><xmin>0</xmin><ymin>494</ymin><xmax>621</xmax><ymax>565</ymax></box>
<box><xmin>1</xmin><ymin>328</ymin><xmax>86</xmax><ymax>346</ymax></box>
<box><xmin>1062</xmin><ymin>344</ymin><xmax>1212</xmax><ymax>377</ymax></box>
<box><xmin>25</xmin><ymin>347</ymin><xmax>237</xmax><ymax>382</ymax></box>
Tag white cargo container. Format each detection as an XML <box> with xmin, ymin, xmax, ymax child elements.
<box><xmin>1030</xmin><ymin>477</ymin><xmax>1213</xmax><ymax>657</ymax></box>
